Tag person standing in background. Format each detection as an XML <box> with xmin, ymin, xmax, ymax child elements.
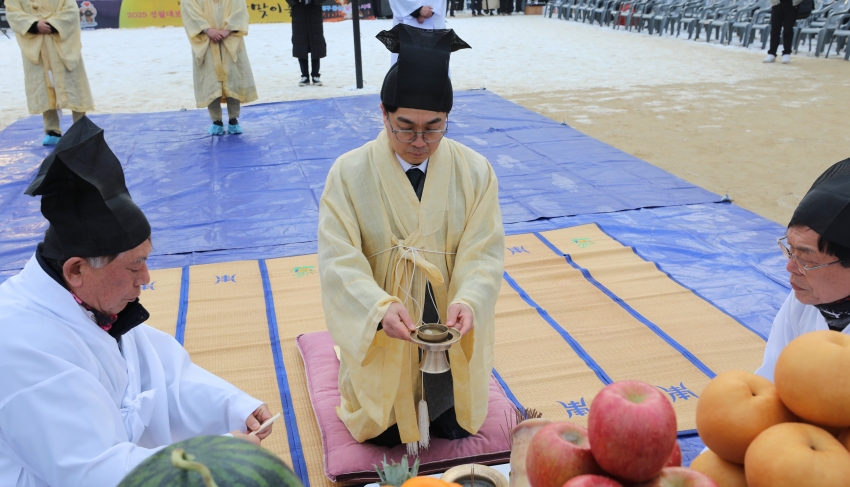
<box><xmin>5</xmin><ymin>0</ymin><xmax>94</xmax><ymax>146</ymax></box>
<box><xmin>764</xmin><ymin>0</ymin><xmax>802</xmax><ymax>64</ymax></box>
<box><xmin>288</xmin><ymin>0</ymin><xmax>327</xmax><ymax>86</ymax></box>
<box><xmin>389</xmin><ymin>0</ymin><xmax>446</xmax><ymax>62</ymax></box>
<box><xmin>182</xmin><ymin>0</ymin><xmax>258</xmax><ymax>135</ymax></box>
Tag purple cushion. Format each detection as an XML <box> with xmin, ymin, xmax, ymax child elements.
<box><xmin>296</xmin><ymin>331</ymin><xmax>512</xmax><ymax>482</ymax></box>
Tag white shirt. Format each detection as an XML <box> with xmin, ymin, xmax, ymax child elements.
<box><xmin>388</xmin><ymin>0</ymin><xmax>446</xmax><ymax>65</ymax></box>
<box><xmin>0</xmin><ymin>256</ymin><xmax>262</xmax><ymax>487</ymax></box>
<box><xmin>755</xmin><ymin>291</ymin><xmax>835</xmax><ymax>382</ymax></box>
<box><xmin>388</xmin><ymin>0</ymin><xmax>446</xmax><ymax>30</ymax></box>
<box><xmin>395</xmin><ymin>153</ymin><xmax>429</xmax><ymax>174</ymax></box>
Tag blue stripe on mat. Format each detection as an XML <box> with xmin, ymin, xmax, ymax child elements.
<box><xmin>533</xmin><ymin>232</ymin><xmax>717</xmax><ymax>380</ymax></box>
<box><xmin>503</xmin><ymin>271</ymin><xmax>613</xmax><ymax>385</ymax></box>
<box><xmin>175</xmin><ymin>265</ymin><xmax>190</xmax><ymax>346</ymax></box>
<box><xmin>258</xmin><ymin>260</ymin><xmax>310</xmax><ymax>486</ymax></box>
<box><xmin>594</xmin><ymin>224</ymin><xmax>768</xmax><ymax>341</ymax></box>
<box><xmin>492</xmin><ymin>368</ymin><xmax>525</xmax><ymax>412</ymax></box>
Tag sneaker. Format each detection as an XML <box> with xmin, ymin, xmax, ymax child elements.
<box><xmin>763</xmin><ymin>54</ymin><xmax>776</xmax><ymax>63</ymax></box>
<box><xmin>227</xmin><ymin>118</ymin><xmax>242</xmax><ymax>134</ymax></box>
<box><xmin>312</xmin><ymin>75</ymin><xmax>322</xmax><ymax>86</ymax></box>
<box><xmin>299</xmin><ymin>76</ymin><xmax>310</xmax><ymax>87</ymax></box>
<box><xmin>42</xmin><ymin>132</ymin><xmax>61</xmax><ymax>146</ymax></box>
<box><xmin>781</xmin><ymin>54</ymin><xmax>790</xmax><ymax>64</ymax></box>
<box><xmin>208</xmin><ymin>121</ymin><xmax>225</xmax><ymax>136</ymax></box>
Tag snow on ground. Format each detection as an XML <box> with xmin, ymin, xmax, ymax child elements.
<box><xmin>0</xmin><ymin>14</ymin><xmax>802</xmax><ymax>131</ymax></box>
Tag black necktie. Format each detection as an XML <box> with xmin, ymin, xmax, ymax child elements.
<box><xmin>406</xmin><ymin>167</ymin><xmax>425</xmax><ymax>199</ymax></box>
<box><xmin>405</xmin><ymin>164</ymin><xmax>453</xmax><ymax>421</ymax></box>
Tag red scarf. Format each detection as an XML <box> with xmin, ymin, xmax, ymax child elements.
<box><xmin>72</xmin><ymin>294</ymin><xmax>119</xmax><ymax>332</ymax></box>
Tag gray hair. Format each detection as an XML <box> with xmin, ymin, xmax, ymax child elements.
<box><xmin>84</xmin><ymin>253</ymin><xmax>123</xmax><ymax>269</ymax></box>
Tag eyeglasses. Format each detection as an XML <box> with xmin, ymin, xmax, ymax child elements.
<box><xmin>777</xmin><ymin>236</ymin><xmax>844</xmax><ymax>275</ymax></box>
<box><xmin>386</xmin><ymin>115</ymin><xmax>448</xmax><ymax>143</ymax></box>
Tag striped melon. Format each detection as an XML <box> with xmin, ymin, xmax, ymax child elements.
<box><xmin>118</xmin><ymin>436</ymin><xmax>302</xmax><ymax>487</ymax></box>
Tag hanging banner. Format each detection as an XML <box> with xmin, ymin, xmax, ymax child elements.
<box><xmin>75</xmin><ymin>0</ymin><xmax>370</xmax><ymax>28</ymax></box>
<box><xmin>118</xmin><ymin>0</ymin><xmax>182</xmax><ymax>28</ymax></box>
<box><xmin>321</xmin><ymin>0</ymin><xmax>373</xmax><ymax>21</ymax></box>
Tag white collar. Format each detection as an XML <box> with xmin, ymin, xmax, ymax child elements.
<box><xmin>395</xmin><ymin>153</ymin><xmax>428</xmax><ymax>173</ymax></box>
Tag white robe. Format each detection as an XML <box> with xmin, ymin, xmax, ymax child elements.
<box><xmin>389</xmin><ymin>0</ymin><xmax>447</xmax><ymax>64</ymax></box>
<box><xmin>755</xmin><ymin>291</ymin><xmax>834</xmax><ymax>383</ymax></box>
<box><xmin>0</xmin><ymin>255</ymin><xmax>262</xmax><ymax>487</ymax></box>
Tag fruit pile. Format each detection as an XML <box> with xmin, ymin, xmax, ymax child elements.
<box><xmin>519</xmin><ymin>380</ymin><xmax>717</xmax><ymax>487</ymax></box>
<box><xmin>691</xmin><ymin>330</ymin><xmax>850</xmax><ymax>487</ymax></box>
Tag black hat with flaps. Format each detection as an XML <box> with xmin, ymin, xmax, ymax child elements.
<box><xmin>377</xmin><ymin>24</ymin><xmax>471</xmax><ymax>113</ymax></box>
<box><xmin>25</xmin><ymin>116</ymin><xmax>151</xmax><ymax>260</ymax></box>
<box><xmin>791</xmin><ymin>158</ymin><xmax>850</xmax><ymax>248</ymax></box>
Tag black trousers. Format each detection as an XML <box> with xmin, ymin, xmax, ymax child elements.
<box><xmin>768</xmin><ymin>0</ymin><xmax>796</xmax><ymax>55</ymax></box>
<box><xmin>499</xmin><ymin>0</ymin><xmax>513</xmax><ymax>13</ymax></box>
<box><xmin>365</xmin><ymin>407</ymin><xmax>472</xmax><ymax>447</ymax></box>
<box><xmin>449</xmin><ymin>0</ymin><xmax>464</xmax><ymax>14</ymax></box>
<box><xmin>471</xmin><ymin>0</ymin><xmax>483</xmax><ymax>13</ymax></box>
<box><xmin>298</xmin><ymin>56</ymin><xmax>321</xmax><ymax>77</ymax></box>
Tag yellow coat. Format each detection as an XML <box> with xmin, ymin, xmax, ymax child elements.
<box><xmin>318</xmin><ymin>130</ymin><xmax>505</xmax><ymax>446</ymax></box>
<box><xmin>182</xmin><ymin>0</ymin><xmax>258</xmax><ymax>108</ymax></box>
<box><xmin>6</xmin><ymin>0</ymin><xmax>94</xmax><ymax>114</ymax></box>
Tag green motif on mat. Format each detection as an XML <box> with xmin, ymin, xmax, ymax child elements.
<box><xmin>572</xmin><ymin>237</ymin><xmax>593</xmax><ymax>248</ymax></box>
<box><xmin>292</xmin><ymin>266</ymin><xmax>316</xmax><ymax>278</ymax></box>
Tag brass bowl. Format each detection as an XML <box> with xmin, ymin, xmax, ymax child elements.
<box><xmin>441</xmin><ymin>464</ymin><xmax>508</xmax><ymax>487</ymax></box>
<box><xmin>416</xmin><ymin>323</ymin><xmax>449</xmax><ymax>343</ymax></box>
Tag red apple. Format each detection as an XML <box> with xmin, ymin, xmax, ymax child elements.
<box><xmin>527</xmin><ymin>422</ymin><xmax>602</xmax><ymax>487</ymax></box>
<box><xmin>588</xmin><ymin>381</ymin><xmax>678</xmax><ymax>483</ymax></box>
<box><xmin>563</xmin><ymin>475</ymin><xmax>624</xmax><ymax>487</ymax></box>
<box><xmin>634</xmin><ymin>468</ymin><xmax>719</xmax><ymax>487</ymax></box>
<box><xmin>665</xmin><ymin>442</ymin><xmax>682</xmax><ymax>467</ymax></box>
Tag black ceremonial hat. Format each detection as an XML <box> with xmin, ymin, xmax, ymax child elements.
<box><xmin>377</xmin><ymin>24</ymin><xmax>471</xmax><ymax>113</ymax></box>
<box><xmin>25</xmin><ymin>116</ymin><xmax>151</xmax><ymax>260</ymax></box>
<box><xmin>791</xmin><ymin>158</ymin><xmax>850</xmax><ymax>248</ymax></box>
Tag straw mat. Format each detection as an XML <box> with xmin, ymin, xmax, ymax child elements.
<box><xmin>541</xmin><ymin>225</ymin><xmax>765</xmax><ymax>374</ymax></box>
<box><xmin>133</xmin><ymin>224</ymin><xmax>765</xmax><ymax>485</ymax></box>
<box><xmin>141</xmin><ymin>266</ymin><xmax>182</xmax><ymax>336</ymax></box>
<box><xmin>183</xmin><ymin>261</ymin><xmax>293</xmax><ymax>464</ymax></box>
<box><xmin>503</xmin><ymin>233</ymin><xmax>710</xmax><ymax>431</ymax></box>
<box><xmin>265</xmin><ymin>255</ymin><xmax>330</xmax><ymax>487</ymax></box>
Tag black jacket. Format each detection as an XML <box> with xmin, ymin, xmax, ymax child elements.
<box><xmin>288</xmin><ymin>0</ymin><xmax>327</xmax><ymax>58</ymax></box>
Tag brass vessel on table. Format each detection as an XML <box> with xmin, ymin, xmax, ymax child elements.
<box><xmin>409</xmin><ymin>324</ymin><xmax>461</xmax><ymax>374</ymax></box>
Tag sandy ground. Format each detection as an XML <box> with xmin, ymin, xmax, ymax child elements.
<box><xmin>1</xmin><ymin>14</ymin><xmax>848</xmax><ymax>223</ymax></box>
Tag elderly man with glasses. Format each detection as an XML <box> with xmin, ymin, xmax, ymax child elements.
<box><xmin>317</xmin><ymin>25</ymin><xmax>504</xmax><ymax>455</ymax></box>
<box><xmin>755</xmin><ymin>158</ymin><xmax>850</xmax><ymax>382</ymax></box>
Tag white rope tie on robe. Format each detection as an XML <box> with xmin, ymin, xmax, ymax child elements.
<box><xmin>368</xmin><ymin>242</ymin><xmax>455</xmax><ymax>455</ymax></box>
<box><xmin>367</xmin><ymin>244</ymin><xmax>456</xmax><ymax>326</ymax></box>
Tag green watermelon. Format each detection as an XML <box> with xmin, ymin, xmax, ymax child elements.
<box><xmin>118</xmin><ymin>436</ymin><xmax>303</xmax><ymax>487</ymax></box>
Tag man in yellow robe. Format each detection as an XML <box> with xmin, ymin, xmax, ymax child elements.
<box><xmin>318</xmin><ymin>25</ymin><xmax>504</xmax><ymax>455</ymax></box>
<box><xmin>182</xmin><ymin>0</ymin><xmax>258</xmax><ymax>135</ymax></box>
<box><xmin>6</xmin><ymin>0</ymin><xmax>94</xmax><ymax>146</ymax></box>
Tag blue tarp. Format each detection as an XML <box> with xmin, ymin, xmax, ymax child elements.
<box><xmin>0</xmin><ymin>90</ymin><xmax>720</xmax><ymax>273</ymax></box>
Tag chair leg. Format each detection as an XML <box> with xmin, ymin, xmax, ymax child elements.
<box><xmin>816</xmin><ymin>30</ymin><xmax>831</xmax><ymax>57</ymax></box>
<box><xmin>793</xmin><ymin>27</ymin><xmax>801</xmax><ymax>54</ymax></box>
